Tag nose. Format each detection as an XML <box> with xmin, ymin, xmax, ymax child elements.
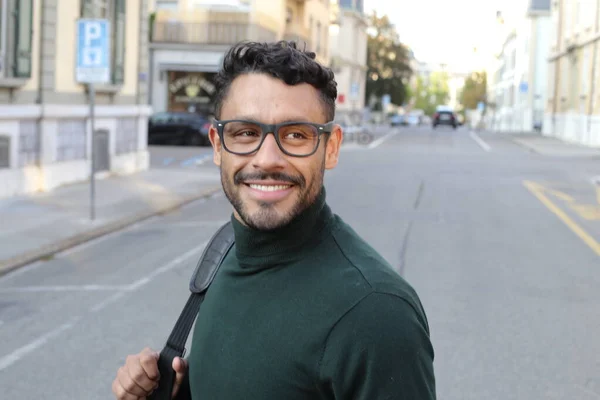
<box><xmin>251</xmin><ymin>132</ymin><xmax>286</xmax><ymax>170</ymax></box>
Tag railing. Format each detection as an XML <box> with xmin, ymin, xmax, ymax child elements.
<box><xmin>151</xmin><ymin>21</ymin><xmax>277</xmax><ymax>45</ymax></box>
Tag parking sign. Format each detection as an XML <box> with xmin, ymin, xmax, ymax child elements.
<box><xmin>76</xmin><ymin>19</ymin><xmax>111</xmax><ymax>83</ymax></box>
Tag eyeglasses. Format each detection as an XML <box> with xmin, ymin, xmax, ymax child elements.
<box><xmin>213</xmin><ymin>119</ymin><xmax>335</xmax><ymax>157</ymax></box>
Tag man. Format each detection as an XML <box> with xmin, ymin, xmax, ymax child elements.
<box><xmin>112</xmin><ymin>41</ymin><xmax>436</xmax><ymax>400</ymax></box>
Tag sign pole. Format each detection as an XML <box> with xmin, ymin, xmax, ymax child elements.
<box><xmin>89</xmin><ymin>82</ymin><xmax>96</xmax><ymax>221</ymax></box>
<box><xmin>76</xmin><ymin>17</ymin><xmax>110</xmax><ymax>221</ymax></box>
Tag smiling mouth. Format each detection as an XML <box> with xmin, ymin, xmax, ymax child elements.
<box><xmin>247</xmin><ymin>184</ymin><xmax>293</xmax><ymax>191</ymax></box>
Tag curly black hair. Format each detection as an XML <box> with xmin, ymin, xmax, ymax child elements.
<box><xmin>212</xmin><ymin>41</ymin><xmax>337</xmax><ymax>122</ymax></box>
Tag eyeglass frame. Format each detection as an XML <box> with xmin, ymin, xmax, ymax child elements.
<box><xmin>212</xmin><ymin>119</ymin><xmax>336</xmax><ymax>157</ymax></box>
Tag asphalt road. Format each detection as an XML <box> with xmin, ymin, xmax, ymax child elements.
<box><xmin>1</xmin><ymin>125</ymin><xmax>600</xmax><ymax>399</ymax></box>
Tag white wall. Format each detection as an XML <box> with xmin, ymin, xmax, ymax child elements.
<box><xmin>0</xmin><ymin>105</ymin><xmax>151</xmax><ymax>199</ymax></box>
<box><xmin>533</xmin><ymin>16</ymin><xmax>551</xmax><ymax>126</ymax></box>
<box><xmin>329</xmin><ymin>10</ymin><xmax>368</xmax><ymax>118</ymax></box>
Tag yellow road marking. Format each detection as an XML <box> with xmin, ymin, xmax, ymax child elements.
<box><xmin>524</xmin><ymin>181</ymin><xmax>575</xmax><ymax>202</ymax></box>
<box><xmin>524</xmin><ymin>180</ymin><xmax>600</xmax><ymax>257</ymax></box>
<box><xmin>545</xmin><ymin>188</ymin><xmax>575</xmax><ymax>202</ymax></box>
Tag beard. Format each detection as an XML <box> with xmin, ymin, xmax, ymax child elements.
<box><xmin>221</xmin><ymin>164</ymin><xmax>324</xmax><ymax>232</ymax></box>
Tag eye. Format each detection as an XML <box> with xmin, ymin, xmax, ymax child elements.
<box><xmin>235</xmin><ymin>130</ymin><xmax>260</xmax><ymax>137</ymax></box>
<box><xmin>284</xmin><ymin>132</ymin><xmax>308</xmax><ymax>140</ymax></box>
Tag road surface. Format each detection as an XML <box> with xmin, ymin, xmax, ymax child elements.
<box><xmin>1</xmin><ymin>125</ymin><xmax>599</xmax><ymax>399</ymax></box>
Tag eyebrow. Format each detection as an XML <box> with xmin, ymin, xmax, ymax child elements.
<box><xmin>230</xmin><ymin>115</ymin><xmax>313</xmax><ymax>124</ymax></box>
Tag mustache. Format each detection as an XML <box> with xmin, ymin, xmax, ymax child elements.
<box><xmin>234</xmin><ymin>171</ymin><xmax>305</xmax><ymax>187</ymax></box>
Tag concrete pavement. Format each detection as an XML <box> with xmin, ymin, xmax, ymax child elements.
<box><xmin>0</xmin><ymin>168</ymin><xmax>221</xmax><ymax>276</ymax></box>
<box><xmin>487</xmin><ymin>130</ymin><xmax>600</xmax><ymax>157</ymax></box>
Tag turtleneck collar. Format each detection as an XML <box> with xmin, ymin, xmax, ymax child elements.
<box><xmin>230</xmin><ymin>187</ymin><xmax>333</xmax><ymax>268</ymax></box>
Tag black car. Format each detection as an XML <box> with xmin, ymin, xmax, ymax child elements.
<box><xmin>148</xmin><ymin>112</ymin><xmax>212</xmax><ymax>146</ymax></box>
<box><xmin>432</xmin><ymin>110</ymin><xmax>458</xmax><ymax>129</ymax></box>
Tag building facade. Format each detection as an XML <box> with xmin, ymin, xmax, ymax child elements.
<box><xmin>545</xmin><ymin>0</ymin><xmax>600</xmax><ymax>146</ymax></box>
<box><xmin>149</xmin><ymin>0</ymin><xmax>330</xmax><ymax>115</ymax></box>
<box><xmin>328</xmin><ymin>0</ymin><xmax>367</xmax><ymax>124</ymax></box>
<box><xmin>0</xmin><ymin>0</ymin><xmax>151</xmax><ymax>199</ymax></box>
<box><xmin>488</xmin><ymin>0</ymin><xmax>551</xmax><ymax>133</ymax></box>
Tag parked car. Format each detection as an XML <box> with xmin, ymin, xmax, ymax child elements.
<box><xmin>148</xmin><ymin>112</ymin><xmax>212</xmax><ymax>146</ymax></box>
<box><xmin>390</xmin><ymin>115</ymin><xmax>405</xmax><ymax>126</ymax></box>
<box><xmin>432</xmin><ymin>109</ymin><xmax>458</xmax><ymax>129</ymax></box>
<box><xmin>405</xmin><ymin>114</ymin><xmax>420</xmax><ymax>126</ymax></box>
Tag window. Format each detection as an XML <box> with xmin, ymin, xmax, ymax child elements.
<box><xmin>156</xmin><ymin>0</ymin><xmax>178</xmax><ymax>11</ymax></box>
<box><xmin>18</xmin><ymin>120</ymin><xmax>40</xmax><ymax>167</ymax></box>
<box><xmin>550</xmin><ymin>3</ymin><xmax>558</xmax><ymax>50</ymax></box>
<box><xmin>563</xmin><ymin>0</ymin><xmax>572</xmax><ymax>40</ymax></box>
<box><xmin>560</xmin><ymin>58</ymin><xmax>569</xmax><ymax>106</ymax></box>
<box><xmin>0</xmin><ymin>135</ymin><xmax>9</xmax><ymax>168</ymax></box>
<box><xmin>81</xmin><ymin>0</ymin><xmax>126</xmax><ymax>85</ymax></box>
<box><xmin>316</xmin><ymin>21</ymin><xmax>321</xmax><ymax>53</ymax></box>
<box><xmin>286</xmin><ymin>7</ymin><xmax>292</xmax><ymax>24</ymax></box>
<box><xmin>56</xmin><ymin>120</ymin><xmax>87</xmax><ymax>162</ymax></box>
<box><xmin>575</xmin><ymin>0</ymin><xmax>581</xmax><ymax>31</ymax></box>
<box><xmin>582</xmin><ymin>47</ymin><xmax>590</xmax><ymax>94</ymax></box>
<box><xmin>583</xmin><ymin>0</ymin><xmax>596</xmax><ymax>30</ymax></box>
<box><xmin>0</xmin><ymin>0</ymin><xmax>34</xmax><ymax>79</ymax></box>
<box><xmin>115</xmin><ymin>118</ymin><xmax>138</xmax><ymax>154</ymax></box>
<box><xmin>548</xmin><ymin>61</ymin><xmax>555</xmax><ymax>102</ymax></box>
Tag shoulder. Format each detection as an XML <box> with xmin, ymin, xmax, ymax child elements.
<box><xmin>327</xmin><ymin>215</ymin><xmax>428</xmax><ymax>323</ymax></box>
<box><xmin>317</xmin><ymin>292</ymin><xmax>436</xmax><ymax>398</ymax></box>
<box><xmin>325</xmin><ymin>291</ymin><xmax>432</xmax><ymax>351</ymax></box>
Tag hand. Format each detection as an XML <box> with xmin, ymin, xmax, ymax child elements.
<box><xmin>112</xmin><ymin>347</ymin><xmax>189</xmax><ymax>399</ymax></box>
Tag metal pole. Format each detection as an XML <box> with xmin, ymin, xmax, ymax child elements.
<box><xmin>90</xmin><ymin>83</ymin><xmax>96</xmax><ymax>221</ymax></box>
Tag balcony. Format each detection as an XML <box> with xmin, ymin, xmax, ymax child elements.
<box><xmin>151</xmin><ymin>10</ymin><xmax>279</xmax><ymax>46</ymax></box>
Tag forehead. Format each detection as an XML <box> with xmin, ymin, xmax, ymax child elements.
<box><xmin>220</xmin><ymin>73</ymin><xmax>326</xmax><ymax>123</ymax></box>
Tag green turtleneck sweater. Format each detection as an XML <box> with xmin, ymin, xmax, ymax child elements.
<box><xmin>185</xmin><ymin>188</ymin><xmax>436</xmax><ymax>399</ymax></box>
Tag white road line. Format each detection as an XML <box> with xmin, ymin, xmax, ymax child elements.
<box><xmin>0</xmin><ymin>240</ymin><xmax>210</xmax><ymax>368</ymax></box>
<box><xmin>469</xmin><ymin>130</ymin><xmax>492</xmax><ymax>152</ymax></box>
<box><xmin>0</xmin><ymin>316</ymin><xmax>80</xmax><ymax>372</ymax></box>
<box><xmin>89</xmin><ymin>291</ymin><xmax>130</xmax><ymax>313</ymax></box>
<box><xmin>367</xmin><ymin>130</ymin><xmax>399</xmax><ymax>149</ymax></box>
<box><xmin>0</xmin><ymin>284</ymin><xmax>130</xmax><ymax>293</ymax></box>
<box><xmin>92</xmin><ymin>240</ymin><xmax>209</xmax><ymax>312</ymax></box>
<box><xmin>126</xmin><ymin>240</ymin><xmax>208</xmax><ymax>291</ymax></box>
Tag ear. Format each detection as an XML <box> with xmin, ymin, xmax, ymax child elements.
<box><xmin>208</xmin><ymin>126</ymin><xmax>222</xmax><ymax>166</ymax></box>
<box><xmin>324</xmin><ymin>124</ymin><xmax>343</xmax><ymax>170</ymax></box>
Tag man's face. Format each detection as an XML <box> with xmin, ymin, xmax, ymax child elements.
<box><xmin>208</xmin><ymin>73</ymin><xmax>342</xmax><ymax>231</ymax></box>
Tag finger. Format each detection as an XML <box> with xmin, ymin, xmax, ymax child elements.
<box><xmin>112</xmin><ymin>375</ymin><xmax>141</xmax><ymax>400</ymax></box>
<box><xmin>171</xmin><ymin>357</ymin><xmax>188</xmax><ymax>399</ymax></box>
<box><xmin>124</xmin><ymin>364</ymin><xmax>155</xmax><ymax>397</ymax></box>
<box><xmin>172</xmin><ymin>357</ymin><xmax>188</xmax><ymax>374</ymax></box>
<box><xmin>126</xmin><ymin>355</ymin><xmax>158</xmax><ymax>392</ymax></box>
<box><xmin>139</xmin><ymin>351</ymin><xmax>161</xmax><ymax>382</ymax></box>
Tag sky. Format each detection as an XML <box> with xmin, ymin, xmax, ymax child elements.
<box><xmin>364</xmin><ymin>0</ymin><xmax>523</xmax><ymax>72</ymax></box>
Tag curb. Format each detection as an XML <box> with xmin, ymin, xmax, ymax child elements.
<box><xmin>0</xmin><ymin>185</ymin><xmax>223</xmax><ymax>278</ymax></box>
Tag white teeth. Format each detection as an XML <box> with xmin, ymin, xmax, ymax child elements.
<box><xmin>248</xmin><ymin>184</ymin><xmax>291</xmax><ymax>192</ymax></box>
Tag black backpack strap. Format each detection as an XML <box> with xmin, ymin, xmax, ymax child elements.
<box><xmin>149</xmin><ymin>221</ymin><xmax>235</xmax><ymax>400</ymax></box>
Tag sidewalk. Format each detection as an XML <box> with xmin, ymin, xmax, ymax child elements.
<box><xmin>0</xmin><ymin>168</ymin><xmax>222</xmax><ymax>276</ymax></box>
<box><xmin>509</xmin><ymin>134</ymin><xmax>600</xmax><ymax>157</ymax></box>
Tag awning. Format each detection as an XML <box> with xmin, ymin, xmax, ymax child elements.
<box><xmin>158</xmin><ymin>63</ymin><xmax>220</xmax><ymax>73</ymax></box>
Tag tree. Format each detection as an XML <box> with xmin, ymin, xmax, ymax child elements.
<box><xmin>460</xmin><ymin>71</ymin><xmax>487</xmax><ymax>110</ymax></box>
<box><xmin>365</xmin><ymin>12</ymin><xmax>413</xmax><ymax>109</ymax></box>
<box><xmin>412</xmin><ymin>72</ymin><xmax>450</xmax><ymax>116</ymax></box>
